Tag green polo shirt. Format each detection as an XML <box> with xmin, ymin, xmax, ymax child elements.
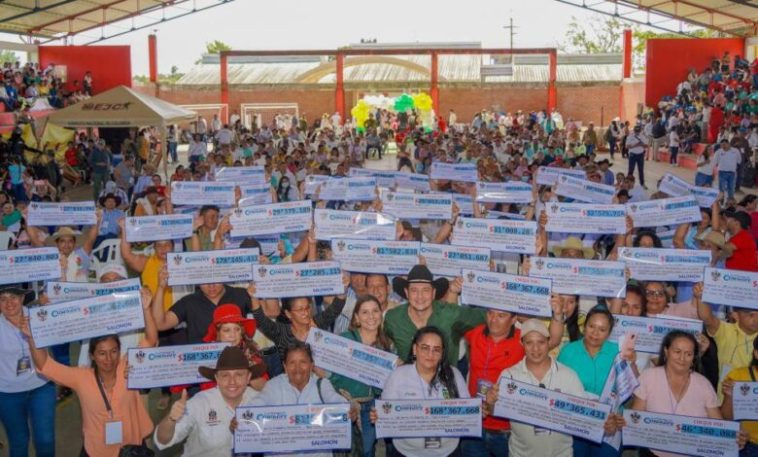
<box><xmin>384</xmin><ymin>300</ymin><xmax>486</xmax><ymax>365</ymax></box>
<box><xmin>557</xmin><ymin>338</ymin><xmax>619</xmax><ymax>397</ymax></box>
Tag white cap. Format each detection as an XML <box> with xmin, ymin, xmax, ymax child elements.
<box><xmin>97</xmin><ymin>263</ymin><xmax>128</xmax><ymax>281</ymax></box>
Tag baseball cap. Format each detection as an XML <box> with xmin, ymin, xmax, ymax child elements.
<box><xmin>520</xmin><ymin>319</ymin><xmax>550</xmax><ymax>339</ymax></box>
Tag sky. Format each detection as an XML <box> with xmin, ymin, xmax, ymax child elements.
<box><xmin>0</xmin><ymin>0</ymin><xmax>682</xmax><ymax>76</ymax></box>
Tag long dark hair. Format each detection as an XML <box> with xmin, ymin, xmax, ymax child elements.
<box><xmin>349</xmin><ymin>294</ymin><xmax>393</xmax><ymax>351</ymax></box>
<box><xmin>406</xmin><ymin>326</ymin><xmax>460</xmax><ymax>399</ymax></box>
<box><xmin>565</xmin><ymin>295</ymin><xmax>581</xmax><ymax>342</ymax></box>
<box><xmin>657</xmin><ymin>330</ymin><xmax>703</xmax><ymax>374</ymax></box>
<box><xmin>752</xmin><ymin>335</ymin><xmax>758</xmax><ymax>368</ymax></box>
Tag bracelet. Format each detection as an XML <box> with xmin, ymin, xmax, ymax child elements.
<box><xmin>169</xmin><ymin>416</ymin><xmax>178</xmax><ymax>422</ymax></box>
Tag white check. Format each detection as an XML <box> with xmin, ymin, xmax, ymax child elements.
<box><xmin>545</xmin><ymin>202</ymin><xmax>627</xmax><ymax>234</ymax></box>
<box><xmin>395</xmin><ymin>172</ymin><xmax>430</xmax><ymax>192</ymax></box>
<box><xmin>304</xmin><ymin>175</ymin><xmax>331</xmax><ymax>195</ymax></box>
<box><xmin>528</xmin><ymin>257</ymin><xmax>626</xmax><ymax>298</ymax></box>
<box><xmin>229</xmin><ymin>200</ymin><xmax>312</xmax><ymax>238</ymax></box>
<box><xmin>419</xmin><ymin>243</ymin><xmax>491</xmax><ymax>277</ymax></box>
<box><xmin>235</xmin><ymin>404</ymin><xmax>351</xmax><ymax>454</ymax></box>
<box><xmin>28</xmin><ymin>291</ymin><xmax>144</xmax><ymax>348</ymax></box>
<box><xmin>554</xmin><ymin>174</ymin><xmax>615</xmax><ymax>204</ymax></box>
<box><xmin>626</xmin><ymin>195</ymin><xmax>702</xmax><ymax>228</ymax></box>
<box><xmin>314</xmin><ymin>209</ymin><xmax>396</xmax><ymax>240</ymax></box>
<box><xmin>27</xmin><ymin>201</ymin><xmax>97</xmax><ymax>226</ymax></box>
<box><xmin>451</xmin><ymin>217</ymin><xmax>537</xmax><ymax>254</ymax></box>
<box><xmin>659</xmin><ymin>173</ymin><xmax>720</xmax><ymax>208</ymax></box>
<box><xmin>331</xmin><ymin>239</ymin><xmax>419</xmax><ymax>275</ymax></box>
<box><xmin>461</xmin><ymin>269</ymin><xmax>552</xmax><ymax>317</ymax></box>
<box><xmin>475</xmin><ymin>181</ymin><xmax>533</xmax><ymax>204</ymax></box>
<box><xmin>125</xmin><ymin>214</ymin><xmax>193</xmax><ymax>242</ymax></box>
<box><xmin>253</xmin><ymin>261</ymin><xmax>344</xmax><ymax>298</ymax></box>
<box><xmin>452</xmin><ymin>193</ymin><xmax>475</xmax><ymax>216</ymax></box>
<box><xmin>170</xmin><ymin>181</ymin><xmax>236</xmax><ymax>206</ymax></box>
<box><xmin>690</xmin><ymin>185</ymin><xmax>719</xmax><ymax>208</ymax></box>
<box><xmin>214</xmin><ymin>166</ymin><xmax>266</xmax><ymax>185</ymax></box>
<box><xmin>493</xmin><ymin>378</ymin><xmax>611</xmax><ymax>443</ymax></box>
<box><xmin>46</xmin><ymin>278</ymin><xmax>142</xmax><ymax>303</ymax></box>
<box><xmin>306</xmin><ymin>328</ymin><xmax>398</xmax><ymax>389</ymax></box>
<box><xmin>430</xmin><ymin>162</ymin><xmax>478</xmax><ymax>182</ymax></box>
<box><xmin>382</xmin><ymin>192</ymin><xmax>452</xmax><ymax>220</ymax></box>
<box><xmin>609</xmin><ymin>314</ymin><xmax>702</xmax><ymax>353</ymax></box>
<box><xmin>126</xmin><ymin>343</ymin><xmax>229</xmax><ymax>389</ymax></box>
<box><xmin>167</xmin><ymin>248</ymin><xmax>258</xmax><ymax>286</ymax></box>
<box><xmin>618</xmin><ymin>247</ymin><xmax>711</xmax><ymax>282</ymax></box>
<box><xmin>536</xmin><ymin>166</ymin><xmax>586</xmax><ymax>186</ymax></box>
<box><xmin>318</xmin><ymin>177</ymin><xmax>376</xmax><ymax>201</ymax></box>
<box><xmin>0</xmin><ymin>247</ymin><xmax>60</xmax><ymax>285</ymax></box>
<box><xmin>622</xmin><ymin>410</ymin><xmax>739</xmax><ymax>457</ymax></box>
<box><xmin>702</xmin><ymin>267</ymin><xmax>758</xmax><ymax>310</ymax></box>
<box><xmin>732</xmin><ymin>382</ymin><xmax>758</xmax><ymax>420</ymax></box>
<box><xmin>349</xmin><ymin>168</ymin><xmax>398</xmax><ymax>187</ymax></box>
<box><xmin>238</xmin><ymin>182</ymin><xmax>273</xmax><ymax>206</ymax></box>
<box><xmin>375</xmin><ymin>398</ymin><xmax>482</xmax><ymax>439</ymax></box>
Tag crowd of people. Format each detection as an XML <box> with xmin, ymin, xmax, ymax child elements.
<box><xmin>0</xmin><ymin>60</ymin><xmax>93</xmax><ymax>112</ymax></box>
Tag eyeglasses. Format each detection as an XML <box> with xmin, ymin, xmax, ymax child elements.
<box><xmin>645</xmin><ymin>290</ymin><xmax>666</xmax><ymax>297</ymax></box>
<box><xmin>418</xmin><ymin>344</ymin><xmax>443</xmax><ymax>355</ymax></box>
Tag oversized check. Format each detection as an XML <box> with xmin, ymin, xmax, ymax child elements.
<box><xmin>125</xmin><ymin>214</ymin><xmax>193</xmax><ymax>242</ymax></box>
<box><xmin>461</xmin><ymin>269</ymin><xmax>552</xmax><ymax>317</ymax></box>
<box><xmin>238</xmin><ymin>182</ymin><xmax>273</xmax><ymax>206</ymax></box>
<box><xmin>451</xmin><ymin>217</ymin><xmax>537</xmax><ymax>254</ymax></box>
<box><xmin>430</xmin><ymin>162</ymin><xmax>478</xmax><ymax>182</ymax></box>
<box><xmin>528</xmin><ymin>257</ymin><xmax>626</xmax><ymax>297</ymax></box>
<box><xmin>234</xmin><ymin>404</ymin><xmax>351</xmax><ymax>454</ymax></box>
<box><xmin>0</xmin><ymin>247</ymin><xmax>60</xmax><ymax>285</ymax></box>
<box><xmin>29</xmin><ymin>291</ymin><xmax>144</xmax><ymax>348</ymax></box>
<box><xmin>626</xmin><ymin>195</ymin><xmax>701</xmax><ymax>228</ymax></box>
<box><xmin>554</xmin><ymin>174</ymin><xmax>615</xmax><ymax>204</ymax></box>
<box><xmin>46</xmin><ymin>278</ymin><xmax>141</xmax><ymax>303</ymax></box>
<box><xmin>544</xmin><ymin>202</ymin><xmax>626</xmax><ymax>234</ymax></box>
<box><xmin>230</xmin><ymin>200</ymin><xmax>312</xmax><ymax>237</ymax></box>
<box><xmin>167</xmin><ymin>248</ymin><xmax>258</xmax><ymax>286</ymax></box>
<box><xmin>303</xmin><ymin>174</ymin><xmax>331</xmax><ymax>195</ymax></box>
<box><xmin>452</xmin><ymin>193</ymin><xmax>475</xmax><ymax>216</ymax></box>
<box><xmin>702</xmin><ymin>267</ymin><xmax>758</xmax><ymax>310</ymax></box>
<box><xmin>126</xmin><ymin>343</ymin><xmax>229</xmax><ymax>389</ymax></box>
<box><xmin>349</xmin><ymin>168</ymin><xmax>398</xmax><ymax>188</ymax></box>
<box><xmin>622</xmin><ymin>410</ymin><xmax>739</xmax><ymax>457</ymax></box>
<box><xmin>170</xmin><ymin>181</ymin><xmax>236</xmax><ymax>206</ymax></box>
<box><xmin>331</xmin><ymin>239</ymin><xmax>419</xmax><ymax>275</ymax></box>
<box><xmin>317</xmin><ymin>177</ymin><xmax>375</xmax><ymax>201</ymax></box>
<box><xmin>307</xmin><ymin>327</ymin><xmax>398</xmax><ymax>389</ymax></box>
<box><xmin>214</xmin><ymin>166</ymin><xmax>266</xmax><ymax>184</ymax></box>
<box><xmin>659</xmin><ymin>173</ymin><xmax>719</xmax><ymax>207</ymax></box>
<box><xmin>394</xmin><ymin>172</ymin><xmax>430</xmax><ymax>192</ymax></box>
<box><xmin>375</xmin><ymin>398</ymin><xmax>482</xmax><ymax>439</ymax></box>
<box><xmin>314</xmin><ymin>209</ymin><xmax>396</xmax><ymax>240</ymax></box>
<box><xmin>493</xmin><ymin>378</ymin><xmax>611</xmax><ymax>443</ymax></box>
<box><xmin>419</xmin><ymin>243</ymin><xmax>491</xmax><ymax>277</ymax></box>
<box><xmin>732</xmin><ymin>382</ymin><xmax>758</xmax><ymax>420</ymax></box>
<box><xmin>618</xmin><ymin>247</ymin><xmax>711</xmax><ymax>282</ymax></box>
<box><xmin>27</xmin><ymin>201</ymin><xmax>96</xmax><ymax>226</ymax></box>
<box><xmin>253</xmin><ymin>261</ymin><xmax>344</xmax><ymax>298</ymax></box>
<box><xmin>690</xmin><ymin>185</ymin><xmax>719</xmax><ymax>208</ymax></box>
<box><xmin>475</xmin><ymin>181</ymin><xmax>533</xmax><ymax>204</ymax></box>
<box><xmin>536</xmin><ymin>166</ymin><xmax>586</xmax><ymax>186</ymax></box>
<box><xmin>609</xmin><ymin>314</ymin><xmax>702</xmax><ymax>353</ymax></box>
<box><xmin>381</xmin><ymin>192</ymin><xmax>452</xmax><ymax>220</ymax></box>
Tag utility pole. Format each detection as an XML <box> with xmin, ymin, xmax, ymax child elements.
<box><xmin>503</xmin><ymin>17</ymin><xmax>518</xmax><ymax>64</ymax></box>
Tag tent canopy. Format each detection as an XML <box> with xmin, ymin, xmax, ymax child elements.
<box><xmin>46</xmin><ymin>85</ymin><xmax>196</xmax><ymax>128</ymax></box>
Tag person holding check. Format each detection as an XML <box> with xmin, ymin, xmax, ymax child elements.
<box><xmin>721</xmin><ymin>335</ymin><xmax>758</xmax><ymax>457</ymax></box>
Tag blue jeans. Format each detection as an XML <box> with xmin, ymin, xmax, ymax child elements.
<box><xmin>742</xmin><ymin>441</ymin><xmax>758</xmax><ymax>457</ymax></box>
<box><xmin>168</xmin><ymin>141</ymin><xmax>178</xmax><ymax>162</ymax></box>
<box><xmin>695</xmin><ymin>172</ymin><xmax>713</xmax><ymax>187</ymax></box>
<box><xmin>461</xmin><ymin>429</ymin><xmax>510</xmax><ymax>457</ymax></box>
<box><xmin>0</xmin><ymin>382</ymin><xmax>56</xmax><ymax>457</ymax></box>
<box><xmin>573</xmin><ymin>437</ymin><xmax>620</xmax><ymax>457</ymax></box>
<box><xmin>719</xmin><ymin>170</ymin><xmax>736</xmax><ymax>200</ymax></box>
<box><xmin>669</xmin><ymin>147</ymin><xmax>679</xmax><ymax>164</ymax></box>
<box><xmin>358</xmin><ymin>401</ymin><xmax>377</xmax><ymax>457</ymax></box>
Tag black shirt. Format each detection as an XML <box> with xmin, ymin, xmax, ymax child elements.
<box><xmin>170</xmin><ymin>286</ymin><xmax>252</xmax><ymax>343</ymax></box>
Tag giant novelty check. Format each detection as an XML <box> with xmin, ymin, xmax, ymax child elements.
<box><xmin>381</xmin><ymin>192</ymin><xmax>453</xmax><ymax>220</ymax></box>
<box><xmin>732</xmin><ymin>382</ymin><xmax>758</xmax><ymax>420</ymax></box>
<box><xmin>167</xmin><ymin>248</ymin><xmax>259</xmax><ymax>286</ymax></box>
<box><xmin>229</xmin><ymin>200</ymin><xmax>312</xmax><ymax>237</ymax></box>
<box><xmin>318</xmin><ymin>177</ymin><xmax>376</xmax><ymax>201</ymax></box>
<box><xmin>452</xmin><ymin>193</ymin><xmax>475</xmax><ymax>216</ymax></box>
<box><xmin>252</xmin><ymin>261</ymin><xmax>344</xmax><ymax>298</ymax></box>
<box><xmin>0</xmin><ymin>247</ymin><xmax>60</xmax><ymax>285</ymax></box>
<box><xmin>702</xmin><ymin>267</ymin><xmax>758</xmax><ymax>310</ymax></box>
<box><xmin>126</xmin><ymin>343</ymin><xmax>229</xmax><ymax>389</ymax></box>
<box><xmin>618</xmin><ymin>247</ymin><xmax>711</xmax><ymax>282</ymax></box>
<box><xmin>234</xmin><ymin>404</ymin><xmax>351</xmax><ymax>454</ymax></box>
<box><xmin>46</xmin><ymin>278</ymin><xmax>141</xmax><ymax>303</ymax></box>
<box><xmin>331</xmin><ymin>239</ymin><xmax>419</xmax><ymax>275</ymax></box>
<box><xmin>314</xmin><ymin>209</ymin><xmax>396</xmax><ymax>240</ymax></box>
<box><xmin>29</xmin><ymin>291</ymin><xmax>144</xmax><ymax>348</ymax></box>
<box><xmin>303</xmin><ymin>175</ymin><xmax>331</xmax><ymax>196</ymax></box>
<box><xmin>430</xmin><ymin>162</ymin><xmax>478</xmax><ymax>182</ymax></box>
<box><xmin>419</xmin><ymin>243</ymin><xmax>491</xmax><ymax>277</ymax></box>
<box><xmin>545</xmin><ymin>202</ymin><xmax>626</xmax><ymax>234</ymax></box>
<box><xmin>238</xmin><ymin>182</ymin><xmax>273</xmax><ymax>206</ymax></box>
<box><xmin>626</xmin><ymin>195</ymin><xmax>702</xmax><ymax>228</ymax></box>
<box><xmin>493</xmin><ymin>378</ymin><xmax>611</xmax><ymax>443</ymax></box>
<box><xmin>125</xmin><ymin>214</ymin><xmax>193</xmax><ymax>242</ymax></box>
<box><xmin>349</xmin><ymin>168</ymin><xmax>398</xmax><ymax>188</ymax></box>
<box><xmin>528</xmin><ymin>257</ymin><xmax>626</xmax><ymax>297</ymax></box>
<box><xmin>375</xmin><ymin>398</ymin><xmax>482</xmax><ymax>439</ymax></box>
<box><xmin>622</xmin><ymin>410</ymin><xmax>739</xmax><ymax>457</ymax></box>
<box><xmin>536</xmin><ymin>166</ymin><xmax>586</xmax><ymax>186</ymax></box>
<box><xmin>214</xmin><ymin>166</ymin><xmax>266</xmax><ymax>184</ymax></box>
<box><xmin>461</xmin><ymin>269</ymin><xmax>552</xmax><ymax>317</ymax></box>
<box><xmin>609</xmin><ymin>314</ymin><xmax>702</xmax><ymax>353</ymax></box>
<box><xmin>659</xmin><ymin>173</ymin><xmax>719</xmax><ymax>208</ymax></box>
<box><xmin>170</xmin><ymin>181</ymin><xmax>236</xmax><ymax>206</ymax></box>
<box><xmin>475</xmin><ymin>182</ymin><xmax>533</xmax><ymax>204</ymax></box>
<box><xmin>394</xmin><ymin>172</ymin><xmax>430</xmax><ymax>192</ymax></box>
<box><xmin>554</xmin><ymin>174</ymin><xmax>616</xmax><ymax>204</ymax></box>
<box><xmin>451</xmin><ymin>217</ymin><xmax>537</xmax><ymax>254</ymax></box>
<box><xmin>27</xmin><ymin>201</ymin><xmax>97</xmax><ymax>226</ymax></box>
<box><xmin>307</xmin><ymin>327</ymin><xmax>398</xmax><ymax>389</ymax></box>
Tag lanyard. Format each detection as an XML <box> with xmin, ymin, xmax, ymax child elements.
<box><xmin>95</xmin><ymin>374</ymin><xmax>115</xmax><ymax>420</ymax></box>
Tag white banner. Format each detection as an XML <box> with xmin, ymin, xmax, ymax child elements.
<box><xmin>230</xmin><ymin>200</ymin><xmax>312</xmax><ymax>238</ymax></box>
<box><xmin>331</xmin><ymin>239</ymin><xmax>419</xmax><ymax>275</ymax></box>
<box><xmin>170</xmin><ymin>181</ymin><xmax>236</xmax><ymax>207</ymax></box>
<box><xmin>430</xmin><ymin>162</ymin><xmax>478</xmax><ymax>182</ymax></box>
<box><xmin>419</xmin><ymin>243</ymin><xmax>491</xmax><ymax>277</ymax></box>
<box><xmin>461</xmin><ymin>269</ymin><xmax>552</xmax><ymax>317</ymax></box>
<box><xmin>554</xmin><ymin>175</ymin><xmax>615</xmax><ymax>204</ymax></box>
<box><xmin>536</xmin><ymin>166</ymin><xmax>586</xmax><ymax>186</ymax></box>
<box><xmin>314</xmin><ymin>209</ymin><xmax>396</xmax><ymax>241</ymax></box>
<box><xmin>395</xmin><ymin>172</ymin><xmax>430</xmax><ymax>192</ymax></box>
<box><xmin>29</xmin><ymin>291</ymin><xmax>144</xmax><ymax>348</ymax></box>
<box><xmin>126</xmin><ymin>342</ymin><xmax>229</xmax><ymax>389</ymax></box>
<box><xmin>318</xmin><ymin>177</ymin><xmax>377</xmax><ymax>202</ymax></box>
<box><xmin>622</xmin><ymin>410</ymin><xmax>739</xmax><ymax>457</ymax></box>
<box><xmin>375</xmin><ymin>398</ymin><xmax>483</xmax><ymax>439</ymax></box>
<box><xmin>529</xmin><ymin>257</ymin><xmax>626</xmax><ymax>298</ymax></box>
<box><xmin>626</xmin><ymin>195</ymin><xmax>702</xmax><ymax>228</ymax></box>
<box><xmin>451</xmin><ymin>217</ymin><xmax>537</xmax><ymax>254</ymax></box>
<box><xmin>475</xmin><ymin>182</ymin><xmax>533</xmax><ymax>204</ymax></box>
<box><xmin>545</xmin><ymin>202</ymin><xmax>627</xmax><ymax>234</ymax></box>
<box><xmin>167</xmin><ymin>248</ymin><xmax>258</xmax><ymax>286</ymax></box>
<box><xmin>253</xmin><ymin>261</ymin><xmax>344</xmax><ymax>298</ymax></box>
<box><xmin>732</xmin><ymin>382</ymin><xmax>758</xmax><ymax>420</ymax></box>
<box><xmin>0</xmin><ymin>247</ymin><xmax>60</xmax><ymax>285</ymax></box>
<box><xmin>27</xmin><ymin>201</ymin><xmax>97</xmax><ymax>227</ymax></box>
<box><xmin>306</xmin><ymin>328</ymin><xmax>398</xmax><ymax>389</ymax></box>
<box><xmin>702</xmin><ymin>267</ymin><xmax>758</xmax><ymax>310</ymax></box>
<box><xmin>214</xmin><ymin>166</ymin><xmax>266</xmax><ymax>185</ymax></box>
<box><xmin>381</xmin><ymin>192</ymin><xmax>453</xmax><ymax>220</ymax></box>
<box><xmin>46</xmin><ymin>278</ymin><xmax>141</xmax><ymax>303</ymax></box>
<box><xmin>609</xmin><ymin>314</ymin><xmax>702</xmax><ymax>353</ymax></box>
<box><xmin>618</xmin><ymin>247</ymin><xmax>710</xmax><ymax>282</ymax></box>
<box><xmin>125</xmin><ymin>214</ymin><xmax>193</xmax><ymax>243</ymax></box>
<box><xmin>238</xmin><ymin>182</ymin><xmax>273</xmax><ymax>206</ymax></box>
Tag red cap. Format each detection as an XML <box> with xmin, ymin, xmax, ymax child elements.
<box><xmin>202</xmin><ymin>304</ymin><xmax>256</xmax><ymax>343</ymax></box>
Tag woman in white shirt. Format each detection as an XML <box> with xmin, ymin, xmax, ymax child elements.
<box><xmin>695</xmin><ymin>146</ymin><xmax>714</xmax><ymax>187</ymax></box>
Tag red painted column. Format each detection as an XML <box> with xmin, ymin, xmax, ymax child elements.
<box><xmin>220</xmin><ymin>53</ymin><xmax>229</xmax><ymax>123</ymax></box>
<box><xmin>335</xmin><ymin>52</ymin><xmax>345</xmax><ymax>124</ymax></box>
<box><xmin>148</xmin><ymin>34</ymin><xmax>157</xmax><ymax>83</ymax></box>
<box><xmin>430</xmin><ymin>52</ymin><xmax>439</xmax><ymax>113</ymax></box>
<box><xmin>623</xmin><ymin>29</ymin><xmax>632</xmax><ymax>79</ymax></box>
<box><xmin>547</xmin><ymin>50</ymin><xmax>557</xmax><ymax>112</ymax></box>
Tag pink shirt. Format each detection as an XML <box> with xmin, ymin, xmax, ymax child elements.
<box><xmin>660</xmin><ymin>300</ymin><xmax>699</xmax><ymax>320</ymax></box>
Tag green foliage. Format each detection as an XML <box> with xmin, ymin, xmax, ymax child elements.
<box><xmin>132</xmin><ymin>71</ymin><xmax>185</xmax><ymax>85</ymax></box>
<box><xmin>0</xmin><ymin>50</ymin><xmax>19</xmax><ymax>65</ymax></box>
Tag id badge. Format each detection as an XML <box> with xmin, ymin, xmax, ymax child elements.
<box><xmin>105</xmin><ymin>421</ymin><xmax>123</xmax><ymax>446</ymax></box>
<box><xmin>476</xmin><ymin>379</ymin><xmax>494</xmax><ymax>398</ymax></box>
<box><xmin>424</xmin><ymin>437</ymin><xmax>442</xmax><ymax>449</ymax></box>
<box><xmin>16</xmin><ymin>356</ymin><xmax>31</xmax><ymax>375</ymax></box>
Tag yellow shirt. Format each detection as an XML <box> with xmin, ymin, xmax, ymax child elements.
<box><xmin>726</xmin><ymin>366</ymin><xmax>758</xmax><ymax>445</ymax></box>
<box><xmin>712</xmin><ymin>322</ymin><xmax>757</xmax><ymax>376</ymax></box>
<box><xmin>141</xmin><ymin>254</ymin><xmax>173</xmax><ymax>311</ymax></box>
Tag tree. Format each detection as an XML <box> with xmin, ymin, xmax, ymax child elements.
<box><xmin>0</xmin><ymin>50</ymin><xmax>19</xmax><ymax>65</ymax></box>
<box><xmin>563</xmin><ymin>15</ymin><xmax>627</xmax><ymax>54</ymax></box>
<box><xmin>195</xmin><ymin>40</ymin><xmax>232</xmax><ymax>64</ymax></box>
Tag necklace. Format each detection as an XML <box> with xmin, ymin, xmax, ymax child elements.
<box><xmin>664</xmin><ymin>369</ymin><xmax>690</xmax><ymax>414</ymax></box>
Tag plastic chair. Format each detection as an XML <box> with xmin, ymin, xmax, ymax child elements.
<box><xmin>90</xmin><ymin>238</ymin><xmax>123</xmax><ymax>273</ymax></box>
<box><xmin>0</xmin><ymin>231</ymin><xmax>16</xmax><ymax>250</ymax></box>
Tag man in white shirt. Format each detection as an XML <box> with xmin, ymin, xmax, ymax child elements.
<box><xmin>713</xmin><ymin>139</ymin><xmax>742</xmax><ymax>200</ymax></box>
<box><xmin>625</xmin><ymin>124</ymin><xmax>648</xmax><ymax>189</ymax></box>
<box><xmin>214</xmin><ymin>124</ymin><xmax>234</xmax><ymax>148</ymax></box>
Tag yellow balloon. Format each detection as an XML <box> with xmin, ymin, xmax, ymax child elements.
<box><xmin>412</xmin><ymin>92</ymin><xmax>433</xmax><ymax>112</ymax></box>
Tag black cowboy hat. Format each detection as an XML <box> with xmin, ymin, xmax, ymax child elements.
<box><xmin>98</xmin><ymin>193</ymin><xmax>122</xmax><ymax>207</ymax></box>
<box><xmin>392</xmin><ymin>264</ymin><xmax>449</xmax><ymax>301</ymax></box>
<box><xmin>0</xmin><ymin>284</ymin><xmax>35</xmax><ymax>305</ymax></box>
<box><xmin>198</xmin><ymin>346</ymin><xmax>256</xmax><ymax>380</ymax></box>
